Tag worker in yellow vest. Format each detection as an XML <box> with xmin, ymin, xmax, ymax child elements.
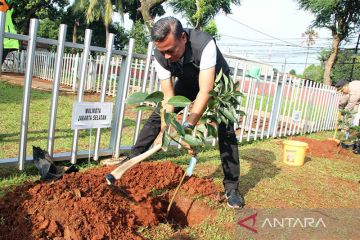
<box><xmin>0</xmin><ymin>0</ymin><xmax>19</xmax><ymax>64</ymax></box>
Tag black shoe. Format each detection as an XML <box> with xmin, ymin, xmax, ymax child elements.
<box><xmin>64</xmin><ymin>164</ymin><xmax>79</xmax><ymax>174</ymax></box>
<box><xmin>353</xmin><ymin>147</ymin><xmax>360</xmax><ymax>154</ymax></box>
<box><xmin>340</xmin><ymin>142</ymin><xmax>354</xmax><ymax>149</ymax></box>
<box><xmin>225</xmin><ymin>189</ymin><xmax>245</xmax><ymax>209</ymax></box>
<box><xmin>105</xmin><ymin>173</ymin><xmax>116</xmax><ymax>185</ymax></box>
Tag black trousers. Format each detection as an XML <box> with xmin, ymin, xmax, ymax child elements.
<box><xmin>2</xmin><ymin>48</ymin><xmax>16</xmax><ymax>64</ymax></box>
<box><xmin>130</xmin><ymin>80</ymin><xmax>240</xmax><ymax>191</ymax></box>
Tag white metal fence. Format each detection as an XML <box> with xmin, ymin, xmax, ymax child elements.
<box><xmin>0</xmin><ymin>12</ymin><xmax>341</xmax><ymax>170</ymax></box>
<box><xmin>2</xmin><ymin>50</ymin><xmax>154</xmax><ymax>95</ymax></box>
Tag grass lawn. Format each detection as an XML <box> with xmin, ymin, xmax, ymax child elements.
<box><xmin>0</xmin><ymin>81</ymin><xmax>147</xmax><ymax>160</ymax></box>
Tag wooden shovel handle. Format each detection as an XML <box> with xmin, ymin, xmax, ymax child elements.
<box><xmin>109</xmin><ymin>144</ymin><xmax>162</xmax><ymax>181</ymax></box>
<box><xmin>106</xmin><ymin>130</ymin><xmax>196</xmax><ymax>184</ymax></box>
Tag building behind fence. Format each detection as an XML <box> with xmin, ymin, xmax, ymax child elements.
<box><xmin>0</xmin><ymin>12</ymin><xmax>341</xmax><ymax>170</ymax></box>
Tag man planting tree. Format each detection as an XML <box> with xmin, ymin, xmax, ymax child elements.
<box><xmin>118</xmin><ymin>17</ymin><xmax>244</xmax><ymax>209</ymax></box>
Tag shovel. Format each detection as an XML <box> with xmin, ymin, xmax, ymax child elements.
<box><xmin>328</xmin><ymin>111</ymin><xmax>341</xmax><ymax>144</ymax></box>
<box><xmin>105</xmin><ymin>129</ymin><xmax>196</xmax><ymax>185</ymax></box>
<box><xmin>105</xmin><ymin>143</ymin><xmax>162</xmax><ymax>185</ymax></box>
<box><xmin>166</xmin><ymin>155</ymin><xmax>197</xmax><ymax>217</ymax></box>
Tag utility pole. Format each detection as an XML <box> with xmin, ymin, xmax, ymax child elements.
<box><xmin>282</xmin><ymin>58</ymin><xmax>287</xmax><ymax>73</ymax></box>
<box><xmin>349</xmin><ymin>33</ymin><xmax>360</xmax><ymax>81</ymax></box>
<box><xmin>268</xmin><ymin>42</ymin><xmax>273</xmax><ymax>62</ymax></box>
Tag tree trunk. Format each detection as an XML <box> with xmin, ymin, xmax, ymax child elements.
<box><xmin>72</xmin><ymin>20</ymin><xmax>79</xmax><ymax>43</ymax></box>
<box><xmin>195</xmin><ymin>0</ymin><xmax>201</xmax><ymax>30</ymax></box>
<box><xmin>304</xmin><ymin>46</ymin><xmax>309</xmax><ymax>70</ymax></box>
<box><xmin>323</xmin><ymin>36</ymin><xmax>341</xmax><ymax>85</ymax></box>
<box><xmin>105</xmin><ymin>23</ymin><xmax>109</xmax><ymax>46</ymax></box>
<box><xmin>21</xmin><ymin>8</ymin><xmax>37</xmax><ymax>35</ymax></box>
<box><xmin>139</xmin><ymin>0</ymin><xmax>166</xmax><ymax>31</ymax></box>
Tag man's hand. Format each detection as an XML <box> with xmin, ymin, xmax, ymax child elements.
<box><xmin>182</xmin><ymin>121</ymin><xmax>194</xmax><ymax>130</ymax></box>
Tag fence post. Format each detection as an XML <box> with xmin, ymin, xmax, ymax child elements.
<box><xmin>261</xmin><ymin>70</ymin><xmax>275</xmax><ymax>139</ymax></box>
<box><xmin>113</xmin><ymin>38</ymin><xmax>135</xmax><ymax>159</ymax></box>
<box><xmin>133</xmin><ymin>42</ymin><xmax>153</xmax><ymax>144</ymax></box>
<box><xmin>93</xmin><ymin>33</ymin><xmax>114</xmax><ymax>161</ymax></box>
<box><xmin>47</xmin><ymin>24</ymin><xmax>67</xmax><ymax>156</ymax></box>
<box><xmin>70</xmin><ymin>29</ymin><xmax>92</xmax><ymax>164</ymax></box>
<box><xmin>0</xmin><ymin>11</ymin><xmax>6</xmax><ymax>76</ymax></box>
<box><xmin>20</xmin><ymin>50</ymin><xmax>25</xmax><ymax>73</ymax></box>
<box><xmin>72</xmin><ymin>53</ymin><xmax>79</xmax><ymax>92</ymax></box>
<box><xmin>269</xmin><ymin>74</ymin><xmax>285</xmax><ymax>137</ymax></box>
<box><xmin>18</xmin><ymin>18</ymin><xmax>38</xmax><ymax>170</ymax></box>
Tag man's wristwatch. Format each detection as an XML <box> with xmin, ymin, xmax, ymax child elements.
<box><xmin>182</xmin><ymin>121</ymin><xmax>195</xmax><ymax>130</ymax></box>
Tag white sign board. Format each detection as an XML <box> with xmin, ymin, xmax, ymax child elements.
<box><xmin>292</xmin><ymin>111</ymin><xmax>302</xmax><ymax>123</ymax></box>
<box><xmin>72</xmin><ymin>102</ymin><xmax>113</xmax><ymax>129</ymax></box>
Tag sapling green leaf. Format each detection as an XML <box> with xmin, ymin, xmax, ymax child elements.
<box><xmin>215</xmin><ymin>69</ymin><xmax>223</xmax><ymax>83</ymax></box>
<box><xmin>164</xmin><ymin>112</ymin><xmax>172</xmax><ymax>125</ymax></box>
<box><xmin>126</xmin><ymin>92</ymin><xmax>149</xmax><ymax>104</ymax></box>
<box><xmin>171</xmin><ymin>119</ymin><xmax>185</xmax><ymax>137</ymax></box>
<box><xmin>195</xmin><ymin>125</ymin><xmax>207</xmax><ymax>134</ymax></box>
<box><xmin>167</xmin><ymin>96</ymin><xmax>192</xmax><ymax>107</ymax></box>
<box><xmin>145</xmin><ymin>91</ymin><xmax>164</xmax><ymax>104</ymax></box>
<box><xmin>162</xmin><ymin>130</ymin><xmax>171</xmax><ymax>150</ymax></box>
<box><xmin>206</xmin><ymin>123</ymin><xmax>217</xmax><ymax>138</ymax></box>
<box><xmin>184</xmin><ymin>134</ymin><xmax>203</xmax><ymax>146</ymax></box>
<box><xmin>133</xmin><ymin>105</ymin><xmax>155</xmax><ymax>111</ymax></box>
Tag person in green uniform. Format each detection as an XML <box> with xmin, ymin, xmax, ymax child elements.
<box><xmin>0</xmin><ymin>0</ymin><xmax>19</xmax><ymax>64</ymax></box>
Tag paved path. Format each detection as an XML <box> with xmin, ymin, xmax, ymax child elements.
<box><xmin>0</xmin><ymin>72</ymin><xmax>75</xmax><ymax>94</ymax></box>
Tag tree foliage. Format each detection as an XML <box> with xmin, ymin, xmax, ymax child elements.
<box><xmin>61</xmin><ymin>5</ymin><xmax>87</xmax><ymax>44</ymax></box>
<box><xmin>296</xmin><ymin>0</ymin><xmax>360</xmax><ymax>85</ymax></box>
<box><xmin>332</xmin><ymin>49</ymin><xmax>360</xmax><ymax>83</ymax></box>
<box><xmin>203</xmin><ymin>20</ymin><xmax>220</xmax><ymax>40</ymax></box>
<box><xmin>302</xmin><ymin>64</ymin><xmax>324</xmax><ymax>82</ymax></box>
<box><xmin>38</xmin><ymin>18</ymin><xmax>61</xmax><ymax>40</ymax></box>
<box><xmin>129</xmin><ymin>20</ymin><xmax>150</xmax><ymax>54</ymax></box>
<box><xmin>11</xmin><ymin>0</ymin><xmax>68</xmax><ymax>35</ymax></box>
<box><xmin>302</xmin><ymin>28</ymin><xmax>318</xmax><ymax>69</ymax></box>
<box><xmin>111</xmin><ymin>23</ymin><xmax>130</xmax><ymax>50</ymax></box>
<box><xmin>169</xmin><ymin>0</ymin><xmax>240</xmax><ymax>30</ymax></box>
<box><xmin>72</xmin><ymin>0</ymin><xmax>124</xmax><ymax>42</ymax></box>
<box><xmin>60</xmin><ymin>4</ymin><xmax>128</xmax><ymax>49</ymax></box>
<box><xmin>289</xmin><ymin>69</ymin><xmax>297</xmax><ymax>75</ymax></box>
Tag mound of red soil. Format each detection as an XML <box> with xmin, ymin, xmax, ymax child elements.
<box><xmin>0</xmin><ymin>161</ymin><xmax>219</xmax><ymax>240</ymax></box>
<box><xmin>292</xmin><ymin>137</ymin><xmax>358</xmax><ymax>161</ymax></box>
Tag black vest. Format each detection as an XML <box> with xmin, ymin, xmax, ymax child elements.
<box><xmin>154</xmin><ymin>29</ymin><xmax>229</xmax><ymax>99</ymax></box>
